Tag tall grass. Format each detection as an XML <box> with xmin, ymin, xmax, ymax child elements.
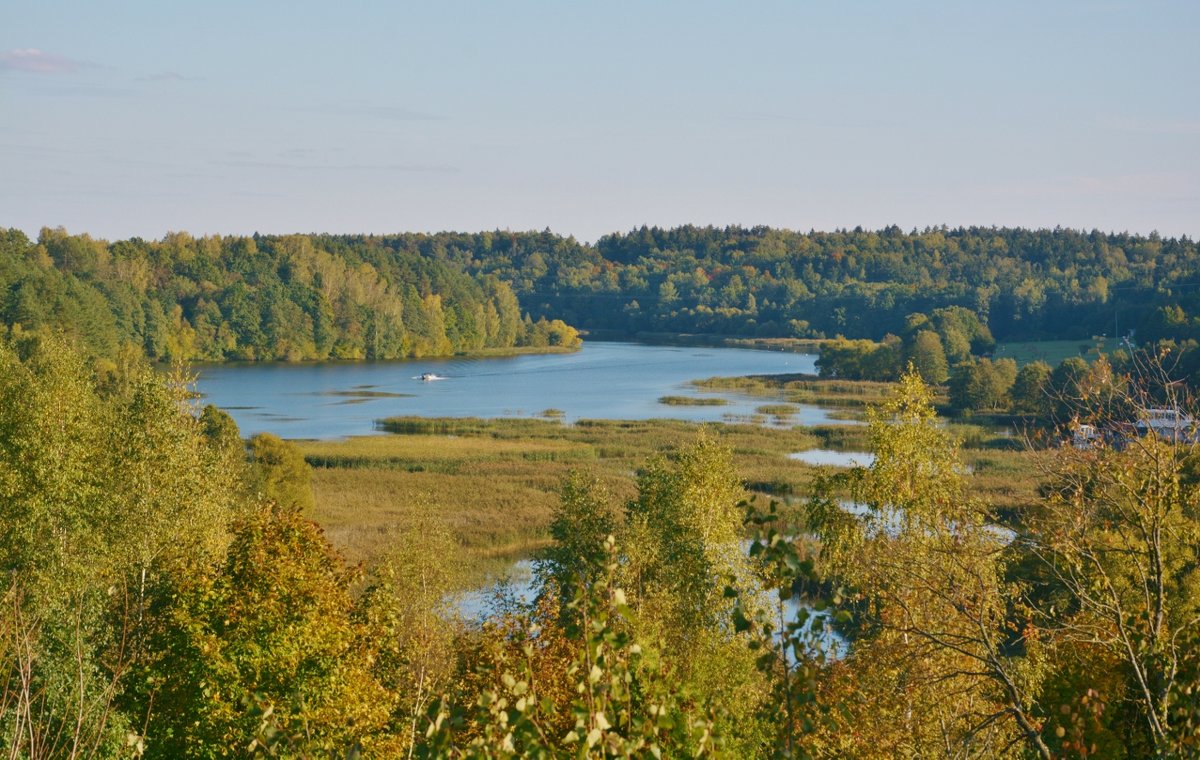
<box><xmin>302</xmin><ymin>401</ymin><xmax>1042</xmax><ymax>586</ymax></box>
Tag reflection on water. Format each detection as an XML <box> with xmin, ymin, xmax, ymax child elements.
<box><xmin>191</xmin><ymin>341</ymin><xmax>834</xmax><ymax>439</ymax></box>
<box><xmin>457</xmin><ymin>559</ymin><xmax>536</xmax><ymax>621</ymax></box>
<box><xmin>455</xmin><ymin>555</ymin><xmax>846</xmax><ymax>659</ymax></box>
<box><xmin>839</xmin><ymin>499</ymin><xmax>1016</xmax><ymax>544</ymax></box>
<box><xmin>789</xmin><ymin>449</ymin><xmax>875</xmax><ymax>467</ymax></box>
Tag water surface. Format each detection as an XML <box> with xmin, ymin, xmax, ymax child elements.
<box><xmin>192</xmin><ymin>341</ymin><xmax>828</xmax><ymax>439</ymax></box>
<box><xmin>788</xmin><ymin>449</ymin><xmax>876</xmax><ymax>468</ymax></box>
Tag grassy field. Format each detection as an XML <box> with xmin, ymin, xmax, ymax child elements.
<box><xmin>300</xmin><ymin>417</ymin><xmax>823</xmax><ymax>572</ymax></box>
<box><xmin>298</xmin><ymin>376</ymin><xmax>1041</xmax><ymax>584</ymax></box>
<box><xmin>993</xmin><ymin>338</ymin><xmax>1108</xmax><ymax>367</ymax></box>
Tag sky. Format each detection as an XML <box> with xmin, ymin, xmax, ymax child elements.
<box><xmin>2</xmin><ymin>0</ymin><xmax>1198</xmax><ymax>242</ymax></box>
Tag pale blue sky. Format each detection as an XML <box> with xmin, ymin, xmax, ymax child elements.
<box><xmin>2</xmin><ymin>1</ymin><xmax>1197</xmax><ymax>241</ymax></box>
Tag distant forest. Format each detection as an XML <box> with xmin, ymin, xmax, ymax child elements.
<box><xmin>379</xmin><ymin>225</ymin><xmax>1197</xmax><ymax>343</ymax></box>
<box><xmin>2</xmin><ymin>225</ymin><xmax>1198</xmax><ymax>361</ymax></box>
<box><xmin>0</xmin><ymin>228</ymin><xmax>579</xmax><ymax>362</ymax></box>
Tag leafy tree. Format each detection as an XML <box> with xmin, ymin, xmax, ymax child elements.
<box><xmin>538</xmin><ymin>471</ymin><xmax>618</xmax><ymax>608</ymax></box>
<box><xmin>621</xmin><ymin>436</ymin><xmax>770</xmax><ymax>753</ymax></box>
<box><xmin>0</xmin><ymin>333</ymin><xmax>241</xmax><ymax>758</ymax></box>
<box><xmin>1028</xmin><ymin>417</ymin><xmax>1200</xmax><ymax>754</ymax></box>
<box><xmin>249</xmin><ymin>432</ymin><xmax>314</xmax><ymax>512</ymax></box>
<box><xmin>809</xmin><ymin>371</ymin><xmax>1052</xmax><ymax>757</ymax></box>
<box><xmin>1011</xmin><ymin>360</ymin><xmax>1053</xmax><ymax>416</ymax></box>
<box><xmin>357</xmin><ymin>515</ymin><xmax>462</xmax><ymax>757</ymax></box>
<box><xmin>905</xmin><ymin>330</ymin><xmax>950</xmax><ymax>384</ymax></box>
<box><xmin>624</xmin><ymin>435</ymin><xmax>748</xmax><ymax>634</ymax></box>
<box><xmin>949</xmin><ymin>357</ymin><xmax>1018</xmax><ymax>413</ymax></box>
<box><xmin>131</xmin><ymin>503</ymin><xmax>389</xmax><ymax>758</ymax></box>
<box><xmin>422</xmin><ymin>537</ymin><xmax>720</xmax><ymax>758</ymax></box>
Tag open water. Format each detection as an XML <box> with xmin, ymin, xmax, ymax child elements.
<box><xmin>191</xmin><ymin>341</ymin><xmax>829</xmax><ymax>439</ymax></box>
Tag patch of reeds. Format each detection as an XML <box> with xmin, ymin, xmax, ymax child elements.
<box><xmin>658</xmin><ymin>396</ymin><xmax>729</xmax><ymax>406</ymax></box>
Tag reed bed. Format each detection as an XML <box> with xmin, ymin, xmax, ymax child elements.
<box><xmin>301</xmin><ymin>378</ymin><xmax>1042</xmax><ymax>582</ymax></box>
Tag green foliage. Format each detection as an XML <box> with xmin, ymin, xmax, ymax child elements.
<box><xmin>815</xmin><ymin>335</ymin><xmax>902</xmax><ymax>381</ymax></box>
<box><xmin>807</xmin><ymin>370</ymin><xmax>1052</xmax><ymax>758</ymax></box>
<box><xmin>0</xmin><ymin>228</ymin><xmax>575</xmax><ymax>362</ymax></box>
<box><xmin>11</xmin><ymin>224</ymin><xmax>1200</xmax><ymax>370</ymax></box>
<box><xmin>539</xmin><ymin>472</ymin><xmax>619</xmax><ymax>606</ymax></box>
<box><xmin>0</xmin><ymin>332</ymin><xmax>242</xmax><ymax>758</ymax></box>
<box><xmin>904</xmin><ymin>330</ymin><xmax>949</xmax><ymax>384</ymax></box>
<box><xmin>458</xmin><ymin>225</ymin><xmax>1200</xmax><ymax>345</ymax></box>
<box><xmin>1030</xmin><ymin>433</ymin><xmax>1200</xmax><ymax>755</ymax></box>
<box><xmin>625</xmin><ymin>435</ymin><xmax>747</xmax><ymax>633</ymax></box>
<box><xmin>249</xmin><ymin>432</ymin><xmax>315</xmax><ymax>512</ymax></box>
<box><xmin>423</xmin><ymin>536</ymin><xmax>720</xmax><ymax>758</ymax></box>
<box><xmin>356</xmin><ymin>516</ymin><xmax>462</xmax><ymax>757</ymax></box>
<box><xmin>1011</xmin><ymin>360</ymin><xmax>1054</xmax><ymax>416</ymax></box>
<box><xmin>948</xmin><ymin>356</ymin><xmax>1018</xmax><ymax>413</ymax></box>
<box><xmin>130</xmin><ymin>502</ymin><xmax>389</xmax><ymax>758</ymax></box>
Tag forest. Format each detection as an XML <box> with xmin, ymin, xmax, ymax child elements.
<box><xmin>4</xmin><ymin>225</ymin><xmax>1200</xmax><ymax>367</ymax></box>
<box><xmin>342</xmin><ymin>225</ymin><xmax>1200</xmax><ymax>345</ymax></box>
<box><xmin>1</xmin><ymin>330</ymin><xmax>1198</xmax><ymax>758</ymax></box>
<box><xmin>0</xmin><ymin>227</ymin><xmax>579</xmax><ymax>363</ymax></box>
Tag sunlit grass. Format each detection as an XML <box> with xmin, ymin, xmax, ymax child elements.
<box><xmin>301</xmin><ymin>389</ymin><xmax>1042</xmax><ymax>587</ymax></box>
<box><xmin>692</xmin><ymin>374</ymin><xmax>908</xmax><ymax>408</ymax></box>
<box><xmin>303</xmin><ymin>416</ymin><xmax>825</xmax><ymax>573</ymax></box>
<box><xmin>994</xmin><ymin>338</ymin><xmax>1106</xmax><ymax>367</ymax></box>
<box><xmin>658</xmin><ymin>395</ymin><xmax>729</xmax><ymax>406</ymax></box>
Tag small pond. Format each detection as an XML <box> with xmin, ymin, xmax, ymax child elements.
<box><xmin>788</xmin><ymin>449</ymin><xmax>876</xmax><ymax>468</ymax></box>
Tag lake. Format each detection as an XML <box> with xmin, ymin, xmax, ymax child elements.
<box><xmin>191</xmin><ymin>341</ymin><xmax>830</xmax><ymax>439</ymax></box>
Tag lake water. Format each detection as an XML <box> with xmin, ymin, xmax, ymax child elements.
<box><xmin>789</xmin><ymin>449</ymin><xmax>876</xmax><ymax>468</ymax></box>
<box><xmin>191</xmin><ymin>341</ymin><xmax>829</xmax><ymax>439</ymax></box>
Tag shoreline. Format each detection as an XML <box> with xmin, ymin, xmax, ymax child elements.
<box><xmin>174</xmin><ymin>343</ymin><xmax>581</xmax><ymax>369</ymax></box>
<box><xmin>582</xmin><ymin>329</ymin><xmax>825</xmax><ymax>353</ymax></box>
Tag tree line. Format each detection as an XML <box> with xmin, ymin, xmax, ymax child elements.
<box><xmin>0</xmin><ymin>227</ymin><xmax>579</xmax><ymax>362</ymax></box>
<box><xmin>2</xmin><ymin>333</ymin><xmax>1197</xmax><ymax>757</ymax></box>
<box><xmin>6</xmin><ymin>224</ymin><xmax>1200</xmax><ymax>372</ymax></box>
<box><xmin>332</xmin><ymin>225</ymin><xmax>1200</xmax><ymax>345</ymax></box>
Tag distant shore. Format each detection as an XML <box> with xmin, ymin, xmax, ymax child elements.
<box><xmin>582</xmin><ymin>329</ymin><xmax>824</xmax><ymax>353</ymax></box>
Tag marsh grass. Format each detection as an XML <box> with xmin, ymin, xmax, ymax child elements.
<box><xmin>301</xmin><ymin>377</ymin><xmax>1042</xmax><ymax>584</ymax></box>
<box><xmin>303</xmin><ymin>416</ymin><xmax>828</xmax><ymax>574</ymax></box>
<box><xmin>693</xmin><ymin>374</ymin><xmax>910</xmax><ymax>409</ymax></box>
<box><xmin>658</xmin><ymin>395</ymin><xmax>729</xmax><ymax>406</ymax></box>
<box><xmin>755</xmin><ymin>403</ymin><xmax>799</xmax><ymax>416</ymax></box>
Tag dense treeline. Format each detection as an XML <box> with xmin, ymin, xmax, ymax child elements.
<box><xmin>821</xmin><ymin>328</ymin><xmax>1200</xmax><ymax>418</ymax></box>
<box><xmin>7</xmin><ymin>224</ymin><xmax>1200</xmax><ymax>363</ymax></box>
<box><xmin>0</xmin><ymin>227</ymin><xmax>579</xmax><ymax>362</ymax></box>
<box><xmin>816</xmin><ymin>305</ymin><xmax>996</xmax><ymax>384</ymax></box>
<box><xmin>4</xmin><ymin>334</ymin><xmax>1198</xmax><ymax>757</ymax></box>
<box><xmin>334</xmin><ymin>225</ymin><xmax>1200</xmax><ymax>343</ymax></box>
